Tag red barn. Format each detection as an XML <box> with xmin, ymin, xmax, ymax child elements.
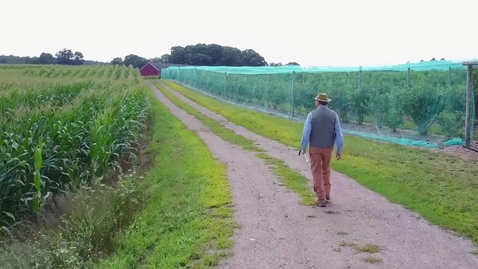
<box><xmin>139</xmin><ymin>62</ymin><xmax>188</xmax><ymax>78</ymax></box>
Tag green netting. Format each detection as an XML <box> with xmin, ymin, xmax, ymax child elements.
<box><xmin>161</xmin><ymin>60</ymin><xmax>476</xmax><ymax>149</ymax></box>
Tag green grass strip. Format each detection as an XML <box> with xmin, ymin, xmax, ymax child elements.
<box><xmin>153</xmin><ymin>81</ymin><xmax>316</xmax><ymax>206</ymax></box>
<box><xmin>95</xmin><ymin>88</ymin><xmax>236</xmax><ymax>268</ymax></box>
<box><xmin>162</xmin><ymin>80</ymin><xmax>478</xmax><ymax>246</ymax></box>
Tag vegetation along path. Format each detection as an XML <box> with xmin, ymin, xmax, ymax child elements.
<box><xmin>151</xmin><ymin>81</ymin><xmax>478</xmax><ymax>269</ymax></box>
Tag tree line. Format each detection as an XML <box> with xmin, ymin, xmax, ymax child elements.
<box><xmin>2</xmin><ymin>44</ymin><xmax>300</xmax><ymax>68</ymax></box>
<box><xmin>0</xmin><ymin>48</ymin><xmax>104</xmax><ymax>66</ymax></box>
<box><xmin>0</xmin><ymin>43</ymin><xmax>454</xmax><ymax>69</ymax></box>
<box><xmin>109</xmin><ymin>44</ymin><xmax>300</xmax><ymax>68</ymax></box>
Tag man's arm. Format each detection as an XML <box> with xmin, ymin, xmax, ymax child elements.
<box><xmin>334</xmin><ymin>113</ymin><xmax>344</xmax><ymax>155</ymax></box>
<box><xmin>300</xmin><ymin>112</ymin><xmax>312</xmax><ymax>152</ymax></box>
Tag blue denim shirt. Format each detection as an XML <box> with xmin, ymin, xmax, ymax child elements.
<box><xmin>300</xmin><ymin>107</ymin><xmax>344</xmax><ymax>154</ymax></box>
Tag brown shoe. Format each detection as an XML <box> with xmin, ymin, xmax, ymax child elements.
<box><xmin>326</xmin><ymin>194</ymin><xmax>330</xmax><ymax>201</ymax></box>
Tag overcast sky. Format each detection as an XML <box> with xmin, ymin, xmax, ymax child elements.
<box><xmin>1</xmin><ymin>0</ymin><xmax>476</xmax><ymax>67</ymax></box>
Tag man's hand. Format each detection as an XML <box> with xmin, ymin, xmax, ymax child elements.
<box><xmin>336</xmin><ymin>152</ymin><xmax>341</xmax><ymax>160</ymax></box>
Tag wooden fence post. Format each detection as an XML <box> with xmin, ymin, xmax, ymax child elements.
<box><xmin>291</xmin><ymin>71</ymin><xmax>296</xmax><ymax>117</ymax></box>
<box><xmin>462</xmin><ymin>61</ymin><xmax>478</xmax><ymax>148</ymax></box>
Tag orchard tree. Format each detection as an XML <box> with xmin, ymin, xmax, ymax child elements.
<box><xmin>402</xmin><ymin>84</ymin><xmax>446</xmax><ymax>135</ymax></box>
<box><xmin>383</xmin><ymin>90</ymin><xmax>405</xmax><ymax>132</ymax></box>
<box><xmin>350</xmin><ymin>88</ymin><xmax>370</xmax><ymax>125</ymax></box>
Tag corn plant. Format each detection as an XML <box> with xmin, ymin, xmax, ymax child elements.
<box><xmin>0</xmin><ymin>66</ymin><xmax>150</xmax><ymax>228</ymax></box>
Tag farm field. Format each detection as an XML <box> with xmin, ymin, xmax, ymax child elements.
<box><xmin>1</xmin><ymin>63</ymin><xmax>477</xmax><ymax>268</ymax></box>
<box><xmin>0</xmin><ymin>65</ymin><xmax>235</xmax><ymax>268</ymax></box>
<box><xmin>0</xmin><ymin>64</ymin><xmax>148</xmax><ymax>227</ymax></box>
<box><xmin>162</xmin><ymin>62</ymin><xmax>477</xmax><ymax>146</ymax></box>
<box><xmin>161</xmin><ymin>80</ymin><xmax>478</xmax><ymax>246</ymax></box>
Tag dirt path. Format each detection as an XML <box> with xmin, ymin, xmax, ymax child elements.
<box><xmin>154</xmin><ymin>81</ymin><xmax>478</xmax><ymax>269</ymax></box>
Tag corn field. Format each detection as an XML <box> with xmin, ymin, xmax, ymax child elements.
<box><xmin>0</xmin><ymin>64</ymin><xmax>150</xmax><ymax>228</ymax></box>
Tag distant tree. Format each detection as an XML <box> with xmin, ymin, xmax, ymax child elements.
<box><xmin>240</xmin><ymin>49</ymin><xmax>267</xmax><ymax>66</ymax></box>
<box><xmin>27</xmin><ymin>57</ymin><xmax>40</xmax><ymax>64</ymax></box>
<box><xmin>123</xmin><ymin>54</ymin><xmax>148</xmax><ymax>68</ymax></box>
<box><xmin>74</xmin><ymin>51</ymin><xmax>84</xmax><ymax>65</ymax></box>
<box><xmin>160</xmin><ymin>54</ymin><xmax>170</xmax><ymax>63</ymax></box>
<box><xmin>55</xmin><ymin>48</ymin><xmax>84</xmax><ymax>65</ymax></box>
<box><xmin>110</xmin><ymin>57</ymin><xmax>123</xmax><ymax>65</ymax></box>
<box><xmin>269</xmin><ymin>62</ymin><xmax>282</xmax><ymax>66</ymax></box>
<box><xmin>440</xmin><ymin>58</ymin><xmax>446</xmax><ymax>61</ymax></box>
<box><xmin>0</xmin><ymin>55</ymin><xmax>35</xmax><ymax>64</ymax></box>
<box><xmin>55</xmin><ymin>49</ymin><xmax>74</xmax><ymax>65</ymax></box>
<box><xmin>430</xmin><ymin>58</ymin><xmax>436</xmax><ymax>61</ymax></box>
<box><xmin>164</xmin><ymin>43</ymin><xmax>268</xmax><ymax>66</ymax></box>
<box><xmin>149</xmin><ymin>57</ymin><xmax>162</xmax><ymax>63</ymax></box>
<box><xmin>0</xmin><ymin>53</ymin><xmax>105</xmax><ymax>65</ymax></box>
<box><xmin>168</xmin><ymin>46</ymin><xmax>185</xmax><ymax>64</ymax></box>
<box><xmin>38</xmin><ymin>52</ymin><xmax>55</xmax><ymax>64</ymax></box>
<box><xmin>286</xmin><ymin>62</ymin><xmax>300</xmax><ymax>66</ymax></box>
<box><xmin>220</xmin><ymin>46</ymin><xmax>242</xmax><ymax>66</ymax></box>
<box><xmin>83</xmin><ymin>60</ymin><xmax>108</xmax><ymax>66</ymax></box>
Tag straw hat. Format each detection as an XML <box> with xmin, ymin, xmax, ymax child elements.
<box><xmin>314</xmin><ymin>93</ymin><xmax>331</xmax><ymax>103</ymax></box>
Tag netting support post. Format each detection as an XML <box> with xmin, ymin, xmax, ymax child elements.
<box><xmin>462</xmin><ymin>61</ymin><xmax>478</xmax><ymax>148</ymax></box>
<box><xmin>407</xmin><ymin>68</ymin><xmax>411</xmax><ymax>88</ymax></box>
<box><xmin>291</xmin><ymin>71</ymin><xmax>296</xmax><ymax>117</ymax></box>
<box><xmin>448</xmin><ymin>67</ymin><xmax>452</xmax><ymax>86</ymax></box>
<box><xmin>224</xmin><ymin>72</ymin><xmax>228</xmax><ymax>98</ymax></box>
<box><xmin>177</xmin><ymin>67</ymin><xmax>181</xmax><ymax>82</ymax></box>
<box><xmin>358</xmin><ymin>66</ymin><xmax>362</xmax><ymax>88</ymax></box>
<box><xmin>267</xmin><ymin>74</ymin><xmax>271</xmax><ymax>107</ymax></box>
<box><xmin>194</xmin><ymin>68</ymin><xmax>197</xmax><ymax>89</ymax></box>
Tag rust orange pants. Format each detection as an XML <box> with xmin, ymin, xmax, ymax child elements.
<box><xmin>309</xmin><ymin>146</ymin><xmax>333</xmax><ymax>202</ymax></box>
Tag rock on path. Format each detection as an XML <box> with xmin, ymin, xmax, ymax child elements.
<box><xmin>150</xmin><ymin>81</ymin><xmax>478</xmax><ymax>269</ymax></box>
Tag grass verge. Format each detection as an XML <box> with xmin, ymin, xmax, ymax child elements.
<box><xmin>95</xmin><ymin>89</ymin><xmax>235</xmax><ymax>268</ymax></box>
<box><xmin>153</xmin><ymin>81</ymin><xmax>316</xmax><ymax>206</ymax></box>
<box><xmin>162</xmin><ymin>80</ymin><xmax>478</xmax><ymax>246</ymax></box>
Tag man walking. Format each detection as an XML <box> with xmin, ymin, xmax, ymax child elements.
<box><xmin>299</xmin><ymin>93</ymin><xmax>344</xmax><ymax>207</ymax></box>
